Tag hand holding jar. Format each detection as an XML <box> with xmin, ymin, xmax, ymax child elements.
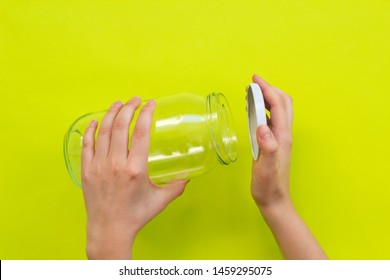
<box><xmin>81</xmin><ymin>98</ymin><xmax>189</xmax><ymax>259</ymax></box>
<box><xmin>65</xmin><ymin>87</ymin><xmax>238</xmax><ymax>259</ymax></box>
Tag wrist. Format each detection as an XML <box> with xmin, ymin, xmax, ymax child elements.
<box><xmin>86</xmin><ymin>223</ymin><xmax>138</xmax><ymax>260</ymax></box>
<box><xmin>258</xmin><ymin>196</ymin><xmax>296</xmax><ymax>224</ymax></box>
<box><xmin>86</xmin><ymin>235</ymin><xmax>136</xmax><ymax>260</ymax></box>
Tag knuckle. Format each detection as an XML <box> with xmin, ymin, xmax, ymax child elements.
<box><xmin>132</xmin><ymin>125</ymin><xmax>147</xmax><ymax>139</ymax></box>
<box><xmin>81</xmin><ymin>163</ymin><xmax>104</xmax><ymax>182</ymax></box>
<box><xmin>81</xmin><ymin>170</ymin><xmax>89</xmax><ymax>184</ymax></box>
<box><xmin>81</xmin><ymin>171</ymin><xmax>90</xmax><ymax>184</ymax></box>
<box><xmin>271</xmin><ymin>144</ymin><xmax>279</xmax><ymax>155</ymax></box>
<box><xmin>89</xmin><ymin>164</ymin><xmax>103</xmax><ymax>178</ymax></box>
<box><xmin>82</xmin><ymin>136</ymin><xmax>91</xmax><ymax>148</ymax></box>
<box><xmin>109</xmin><ymin>159</ymin><xmax>124</xmax><ymax>174</ymax></box>
<box><xmin>113</xmin><ymin>118</ymin><xmax>127</xmax><ymax>130</ymax></box>
<box><xmin>125</xmin><ymin>165</ymin><xmax>143</xmax><ymax>180</ymax></box>
<box><xmin>81</xmin><ymin>165</ymin><xmax>98</xmax><ymax>184</ymax></box>
<box><xmin>98</xmin><ymin>126</ymin><xmax>111</xmax><ymax>136</ymax></box>
<box><xmin>265</xmin><ymin>145</ymin><xmax>279</xmax><ymax>157</ymax></box>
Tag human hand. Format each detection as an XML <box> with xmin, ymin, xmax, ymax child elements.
<box><xmin>250</xmin><ymin>75</ymin><xmax>327</xmax><ymax>259</ymax></box>
<box><xmin>250</xmin><ymin>74</ymin><xmax>293</xmax><ymax>210</ymax></box>
<box><xmin>81</xmin><ymin>98</ymin><xmax>188</xmax><ymax>259</ymax></box>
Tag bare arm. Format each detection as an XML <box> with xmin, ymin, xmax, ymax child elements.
<box><xmin>250</xmin><ymin>74</ymin><xmax>327</xmax><ymax>259</ymax></box>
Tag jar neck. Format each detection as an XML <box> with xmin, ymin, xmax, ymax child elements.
<box><xmin>206</xmin><ymin>93</ymin><xmax>238</xmax><ymax>165</ymax></box>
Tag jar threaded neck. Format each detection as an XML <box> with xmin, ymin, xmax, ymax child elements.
<box><xmin>206</xmin><ymin>93</ymin><xmax>238</xmax><ymax>165</ymax></box>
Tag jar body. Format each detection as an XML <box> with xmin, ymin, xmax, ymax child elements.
<box><xmin>64</xmin><ymin>93</ymin><xmax>237</xmax><ymax>187</ymax></box>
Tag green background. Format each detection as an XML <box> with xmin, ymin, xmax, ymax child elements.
<box><xmin>1</xmin><ymin>0</ymin><xmax>390</xmax><ymax>259</ymax></box>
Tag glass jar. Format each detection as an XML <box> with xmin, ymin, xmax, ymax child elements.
<box><xmin>64</xmin><ymin>92</ymin><xmax>238</xmax><ymax>187</ymax></box>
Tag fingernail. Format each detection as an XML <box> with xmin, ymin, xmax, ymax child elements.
<box><xmin>112</xmin><ymin>100</ymin><xmax>123</xmax><ymax>109</ymax></box>
<box><xmin>146</xmin><ymin>99</ymin><xmax>156</xmax><ymax>107</ymax></box>
<box><xmin>126</xmin><ymin>96</ymin><xmax>142</xmax><ymax>105</ymax></box>
<box><xmin>258</xmin><ymin>124</ymin><xmax>272</xmax><ymax>140</ymax></box>
<box><xmin>90</xmin><ymin>120</ymin><xmax>97</xmax><ymax>127</ymax></box>
<box><xmin>133</xmin><ymin>96</ymin><xmax>142</xmax><ymax>102</ymax></box>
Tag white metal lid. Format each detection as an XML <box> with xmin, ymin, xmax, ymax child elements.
<box><xmin>246</xmin><ymin>83</ymin><xmax>267</xmax><ymax>160</ymax></box>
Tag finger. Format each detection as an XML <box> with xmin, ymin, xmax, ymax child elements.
<box><xmin>252</xmin><ymin>74</ymin><xmax>280</xmax><ymax>107</ymax></box>
<box><xmin>109</xmin><ymin>97</ymin><xmax>142</xmax><ymax>159</ymax></box>
<box><xmin>256</xmin><ymin>124</ymin><xmax>279</xmax><ymax>158</ymax></box>
<box><xmin>82</xmin><ymin>120</ymin><xmax>98</xmax><ymax>167</ymax></box>
<box><xmin>127</xmin><ymin>100</ymin><xmax>156</xmax><ymax>171</ymax></box>
<box><xmin>275</xmin><ymin>87</ymin><xmax>293</xmax><ymax>128</ymax></box>
<box><xmin>159</xmin><ymin>180</ymin><xmax>189</xmax><ymax>205</ymax></box>
<box><xmin>94</xmin><ymin>100</ymin><xmax>123</xmax><ymax>159</ymax></box>
<box><xmin>252</xmin><ymin>74</ymin><xmax>291</xmax><ymax>140</ymax></box>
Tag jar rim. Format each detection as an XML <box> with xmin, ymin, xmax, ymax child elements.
<box><xmin>206</xmin><ymin>93</ymin><xmax>238</xmax><ymax>165</ymax></box>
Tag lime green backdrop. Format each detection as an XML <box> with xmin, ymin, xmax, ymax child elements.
<box><xmin>1</xmin><ymin>0</ymin><xmax>390</xmax><ymax>260</ymax></box>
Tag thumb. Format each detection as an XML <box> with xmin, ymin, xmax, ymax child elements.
<box><xmin>160</xmin><ymin>180</ymin><xmax>189</xmax><ymax>204</ymax></box>
<box><xmin>256</xmin><ymin>124</ymin><xmax>278</xmax><ymax>157</ymax></box>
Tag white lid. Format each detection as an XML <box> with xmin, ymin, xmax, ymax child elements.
<box><xmin>246</xmin><ymin>83</ymin><xmax>267</xmax><ymax>160</ymax></box>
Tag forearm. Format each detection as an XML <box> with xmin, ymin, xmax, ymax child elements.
<box><xmin>260</xmin><ymin>198</ymin><xmax>328</xmax><ymax>260</ymax></box>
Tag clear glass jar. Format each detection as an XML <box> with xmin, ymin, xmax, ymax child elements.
<box><xmin>64</xmin><ymin>92</ymin><xmax>238</xmax><ymax>187</ymax></box>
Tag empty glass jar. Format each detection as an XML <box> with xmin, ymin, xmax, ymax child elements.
<box><xmin>64</xmin><ymin>92</ymin><xmax>238</xmax><ymax>187</ymax></box>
